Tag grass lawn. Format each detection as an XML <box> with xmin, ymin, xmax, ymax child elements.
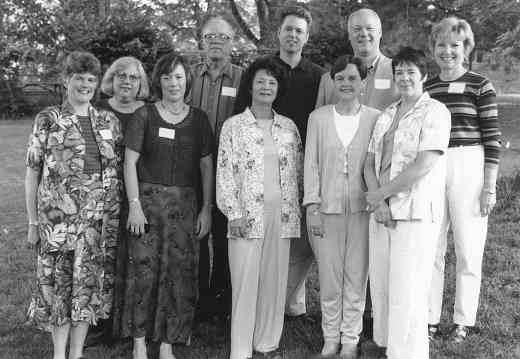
<box><xmin>0</xmin><ymin>115</ymin><xmax>519</xmax><ymax>359</ymax></box>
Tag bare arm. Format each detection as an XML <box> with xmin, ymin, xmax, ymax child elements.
<box><xmin>363</xmin><ymin>153</ymin><xmax>379</xmax><ymax>192</ymax></box>
<box><xmin>124</xmin><ymin>147</ymin><xmax>147</xmax><ymax>234</ymax></box>
<box><xmin>366</xmin><ymin>150</ymin><xmax>442</xmax><ymax>206</ymax></box>
<box><xmin>25</xmin><ymin>167</ymin><xmax>40</xmax><ymax>244</ymax></box>
<box><xmin>196</xmin><ymin>154</ymin><xmax>214</xmax><ymax>239</ymax></box>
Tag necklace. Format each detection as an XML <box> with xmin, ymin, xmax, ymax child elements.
<box><xmin>161</xmin><ymin>101</ymin><xmax>185</xmax><ymax>116</ymax></box>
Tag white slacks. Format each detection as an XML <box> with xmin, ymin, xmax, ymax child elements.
<box><xmin>228</xmin><ymin>207</ymin><xmax>291</xmax><ymax>359</ymax></box>
<box><xmin>429</xmin><ymin>145</ymin><xmax>488</xmax><ymax>326</ymax></box>
<box><xmin>285</xmin><ymin>225</ymin><xmax>314</xmax><ymax>316</ymax></box>
<box><xmin>369</xmin><ymin>218</ymin><xmax>439</xmax><ymax>359</ymax></box>
<box><xmin>310</xmin><ymin>212</ymin><xmax>369</xmax><ymax>344</ymax></box>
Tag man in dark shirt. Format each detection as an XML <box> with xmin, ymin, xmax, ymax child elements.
<box><xmin>234</xmin><ymin>4</ymin><xmax>325</xmax><ymax>317</ymax></box>
<box><xmin>191</xmin><ymin>15</ymin><xmax>243</xmax><ymax>323</ymax></box>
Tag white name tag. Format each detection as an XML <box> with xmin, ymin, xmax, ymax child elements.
<box><xmin>158</xmin><ymin>127</ymin><xmax>175</xmax><ymax>140</ymax></box>
<box><xmin>374</xmin><ymin>78</ymin><xmax>391</xmax><ymax>89</ymax></box>
<box><xmin>448</xmin><ymin>82</ymin><xmax>466</xmax><ymax>93</ymax></box>
<box><xmin>221</xmin><ymin>86</ymin><xmax>237</xmax><ymax>97</ymax></box>
<box><xmin>99</xmin><ymin>129</ymin><xmax>112</xmax><ymax>140</ymax></box>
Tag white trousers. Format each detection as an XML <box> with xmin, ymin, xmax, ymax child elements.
<box><xmin>285</xmin><ymin>223</ymin><xmax>314</xmax><ymax>316</ymax></box>
<box><xmin>369</xmin><ymin>218</ymin><xmax>439</xmax><ymax>359</ymax></box>
<box><xmin>228</xmin><ymin>209</ymin><xmax>290</xmax><ymax>359</ymax></box>
<box><xmin>310</xmin><ymin>212</ymin><xmax>369</xmax><ymax>344</ymax></box>
<box><xmin>429</xmin><ymin>146</ymin><xmax>488</xmax><ymax>326</ymax></box>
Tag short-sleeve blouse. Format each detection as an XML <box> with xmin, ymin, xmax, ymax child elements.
<box><xmin>125</xmin><ymin>103</ymin><xmax>213</xmax><ymax>187</ymax></box>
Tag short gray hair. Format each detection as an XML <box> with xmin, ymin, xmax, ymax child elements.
<box><xmin>347</xmin><ymin>8</ymin><xmax>381</xmax><ymax>32</ymax></box>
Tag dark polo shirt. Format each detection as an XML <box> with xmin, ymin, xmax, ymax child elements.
<box><xmin>190</xmin><ymin>62</ymin><xmax>243</xmax><ymax>152</ymax></box>
<box><xmin>234</xmin><ymin>55</ymin><xmax>325</xmax><ymax>145</ymax></box>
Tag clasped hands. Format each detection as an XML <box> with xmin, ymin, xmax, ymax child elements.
<box><xmin>365</xmin><ymin>190</ymin><xmax>396</xmax><ymax>229</ymax></box>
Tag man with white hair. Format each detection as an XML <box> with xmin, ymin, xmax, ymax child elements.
<box><xmin>315</xmin><ymin>8</ymin><xmax>398</xmax><ymax>110</ymax></box>
<box><xmin>191</xmin><ymin>15</ymin><xmax>243</xmax><ymax>323</ymax></box>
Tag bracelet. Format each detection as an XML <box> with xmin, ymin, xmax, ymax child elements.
<box><xmin>129</xmin><ymin>197</ymin><xmax>140</xmax><ymax>204</ymax></box>
<box><xmin>29</xmin><ymin>221</ymin><xmax>39</xmax><ymax>226</ymax></box>
<box><xmin>483</xmin><ymin>189</ymin><xmax>496</xmax><ymax>194</ymax></box>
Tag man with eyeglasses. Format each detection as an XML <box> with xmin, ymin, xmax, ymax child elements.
<box><xmin>190</xmin><ymin>15</ymin><xmax>243</xmax><ymax>325</ymax></box>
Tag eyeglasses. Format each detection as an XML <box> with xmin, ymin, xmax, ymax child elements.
<box><xmin>203</xmin><ymin>33</ymin><xmax>232</xmax><ymax>41</ymax></box>
<box><xmin>115</xmin><ymin>72</ymin><xmax>140</xmax><ymax>83</ymax></box>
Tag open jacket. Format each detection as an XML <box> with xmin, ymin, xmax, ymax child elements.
<box><xmin>26</xmin><ymin>101</ymin><xmax>123</xmax><ymax>252</ymax></box>
<box><xmin>303</xmin><ymin>104</ymin><xmax>380</xmax><ymax>213</ymax></box>
<box><xmin>216</xmin><ymin>108</ymin><xmax>303</xmax><ymax>239</ymax></box>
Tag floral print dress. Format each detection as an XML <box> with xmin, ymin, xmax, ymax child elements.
<box><xmin>26</xmin><ymin>101</ymin><xmax>122</xmax><ymax>330</ymax></box>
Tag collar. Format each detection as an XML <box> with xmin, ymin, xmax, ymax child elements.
<box><xmin>366</xmin><ymin>54</ymin><xmax>381</xmax><ymax>74</ymax></box>
<box><xmin>274</xmin><ymin>52</ymin><xmax>310</xmax><ymax>71</ymax></box>
<box><xmin>386</xmin><ymin>92</ymin><xmax>431</xmax><ymax>116</ymax></box>
<box><xmin>198</xmin><ymin>61</ymin><xmax>233</xmax><ymax>79</ymax></box>
<box><xmin>60</xmin><ymin>100</ymin><xmax>98</xmax><ymax>120</ymax></box>
<box><xmin>242</xmin><ymin>107</ymin><xmax>292</xmax><ymax>130</ymax></box>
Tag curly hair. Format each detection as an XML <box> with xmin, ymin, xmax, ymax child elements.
<box><xmin>62</xmin><ymin>51</ymin><xmax>101</xmax><ymax>79</ymax></box>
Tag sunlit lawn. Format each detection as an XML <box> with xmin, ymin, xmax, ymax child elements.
<box><xmin>0</xmin><ymin>114</ymin><xmax>519</xmax><ymax>358</ymax></box>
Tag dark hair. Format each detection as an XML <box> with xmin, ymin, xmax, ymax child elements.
<box><xmin>279</xmin><ymin>4</ymin><xmax>312</xmax><ymax>28</ymax></box>
<box><xmin>391</xmin><ymin>47</ymin><xmax>428</xmax><ymax>78</ymax></box>
<box><xmin>62</xmin><ymin>51</ymin><xmax>101</xmax><ymax>79</ymax></box>
<box><xmin>241</xmin><ymin>56</ymin><xmax>285</xmax><ymax>107</ymax></box>
<box><xmin>330</xmin><ymin>54</ymin><xmax>367</xmax><ymax>80</ymax></box>
<box><xmin>151</xmin><ymin>52</ymin><xmax>192</xmax><ymax>100</ymax></box>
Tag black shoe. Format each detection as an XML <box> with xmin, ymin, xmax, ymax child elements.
<box><xmin>428</xmin><ymin>323</ymin><xmax>442</xmax><ymax>341</ymax></box>
<box><xmin>84</xmin><ymin>320</ymin><xmax>113</xmax><ymax>347</ymax></box>
<box><xmin>254</xmin><ymin>348</ymin><xmax>283</xmax><ymax>359</ymax></box>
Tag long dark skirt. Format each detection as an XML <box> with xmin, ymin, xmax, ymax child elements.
<box><xmin>115</xmin><ymin>183</ymin><xmax>199</xmax><ymax>344</ymax></box>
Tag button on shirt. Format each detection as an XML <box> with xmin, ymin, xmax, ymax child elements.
<box><xmin>190</xmin><ymin>62</ymin><xmax>243</xmax><ymax>151</ymax></box>
<box><xmin>234</xmin><ymin>55</ymin><xmax>325</xmax><ymax>145</ymax></box>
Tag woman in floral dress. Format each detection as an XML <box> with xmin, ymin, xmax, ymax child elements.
<box><xmin>25</xmin><ymin>51</ymin><xmax>122</xmax><ymax>359</ymax></box>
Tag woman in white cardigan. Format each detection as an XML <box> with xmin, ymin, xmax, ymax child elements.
<box><xmin>304</xmin><ymin>54</ymin><xmax>380</xmax><ymax>359</ymax></box>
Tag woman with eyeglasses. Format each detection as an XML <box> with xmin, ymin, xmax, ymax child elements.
<box><xmin>83</xmin><ymin>57</ymin><xmax>150</xmax><ymax>344</ymax></box>
<box><xmin>118</xmin><ymin>52</ymin><xmax>213</xmax><ymax>359</ymax></box>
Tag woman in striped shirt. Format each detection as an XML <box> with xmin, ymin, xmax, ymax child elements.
<box><xmin>425</xmin><ymin>17</ymin><xmax>501</xmax><ymax>343</ymax></box>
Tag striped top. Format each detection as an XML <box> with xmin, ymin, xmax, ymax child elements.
<box><xmin>77</xmin><ymin>115</ymin><xmax>102</xmax><ymax>174</ymax></box>
<box><xmin>424</xmin><ymin>71</ymin><xmax>500</xmax><ymax>165</ymax></box>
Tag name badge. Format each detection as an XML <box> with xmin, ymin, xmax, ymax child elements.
<box><xmin>158</xmin><ymin>127</ymin><xmax>175</xmax><ymax>140</ymax></box>
<box><xmin>99</xmin><ymin>129</ymin><xmax>112</xmax><ymax>140</ymax></box>
<box><xmin>221</xmin><ymin>86</ymin><xmax>237</xmax><ymax>97</ymax></box>
<box><xmin>448</xmin><ymin>82</ymin><xmax>466</xmax><ymax>94</ymax></box>
<box><xmin>374</xmin><ymin>78</ymin><xmax>391</xmax><ymax>89</ymax></box>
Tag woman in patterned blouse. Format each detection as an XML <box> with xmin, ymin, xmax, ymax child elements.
<box><xmin>426</xmin><ymin>17</ymin><xmax>501</xmax><ymax>343</ymax></box>
<box><xmin>216</xmin><ymin>57</ymin><xmax>303</xmax><ymax>359</ymax></box>
<box><xmin>25</xmin><ymin>51</ymin><xmax>122</xmax><ymax>359</ymax></box>
<box><xmin>364</xmin><ymin>47</ymin><xmax>451</xmax><ymax>359</ymax></box>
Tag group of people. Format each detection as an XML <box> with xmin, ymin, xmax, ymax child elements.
<box><xmin>24</xmin><ymin>5</ymin><xmax>500</xmax><ymax>359</ymax></box>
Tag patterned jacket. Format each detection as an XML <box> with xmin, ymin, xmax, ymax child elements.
<box><xmin>368</xmin><ymin>92</ymin><xmax>451</xmax><ymax>222</ymax></box>
<box><xmin>26</xmin><ymin>101</ymin><xmax>123</xmax><ymax>252</ymax></box>
<box><xmin>216</xmin><ymin>108</ymin><xmax>304</xmax><ymax>239</ymax></box>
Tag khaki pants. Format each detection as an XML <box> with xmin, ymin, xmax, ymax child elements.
<box><xmin>310</xmin><ymin>212</ymin><xmax>369</xmax><ymax>344</ymax></box>
<box><xmin>228</xmin><ymin>206</ymin><xmax>291</xmax><ymax>359</ymax></box>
